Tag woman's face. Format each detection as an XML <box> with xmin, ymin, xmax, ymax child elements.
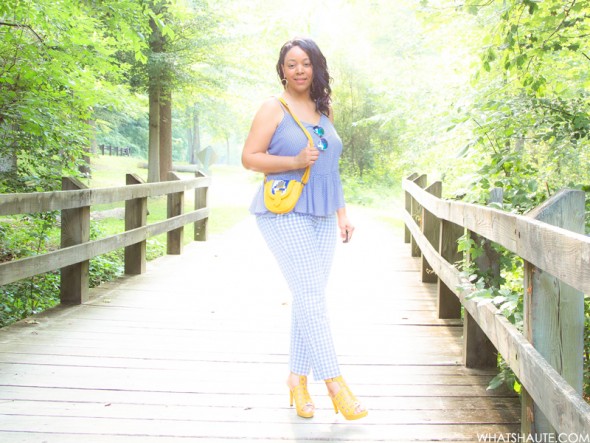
<box><xmin>282</xmin><ymin>45</ymin><xmax>313</xmax><ymax>93</ymax></box>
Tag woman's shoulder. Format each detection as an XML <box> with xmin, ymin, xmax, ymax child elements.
<box><xmin>253</xmin><ymin>96</ymin><xmax>284</xmax><ymax>123</ymax></box>
<box><xmin>250</xmin><ymin>96</ymin><xmax>285</xmax><ymax>135</ymax></box>
<box><xmin>258</xmin><ymin>96</ymin><xmax>284</xmax><ymax>114</ymax></box>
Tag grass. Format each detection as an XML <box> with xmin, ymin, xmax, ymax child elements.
<box><xmin>87</xmin><ymin>155</ymin><xmax>255</xmax><ymax>254</ymax></box>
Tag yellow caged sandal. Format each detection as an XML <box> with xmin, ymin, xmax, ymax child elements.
<box><xmin>288</xmin><ymin>375</ymin><xmax>315</xmax><ymax>418</ymax></box>
<box><xmin>325</xmin><ymin>376</ymin><xmax>368</xmax><ymax>420</ymax></box>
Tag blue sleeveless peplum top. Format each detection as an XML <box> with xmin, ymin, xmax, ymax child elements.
<box><xmin>249</xmin><ymin>100</ymin><xmax>346</xmax><ymax>216</ymax></box>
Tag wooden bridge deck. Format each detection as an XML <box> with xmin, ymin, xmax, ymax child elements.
<box><xmin>0</xmin><ymin>208</ymin><xmax>520</xmax><ymax>442</ymax></box>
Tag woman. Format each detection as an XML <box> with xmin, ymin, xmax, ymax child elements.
<box><xmin>242</xmin><ymin>37</ymin><xmax>367</xmax><ymax>421</ymax></box>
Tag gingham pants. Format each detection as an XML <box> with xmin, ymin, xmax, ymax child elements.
<box><xmin>256</xmin><ymin>212</ymin><xmax>340</xmax><ymax>381</ymax></box>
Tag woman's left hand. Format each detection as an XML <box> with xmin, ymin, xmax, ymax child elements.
<box><xmin>337</xmin><ymin>209</ymin><xmax>354</xmax><ymax>243</ymax></box>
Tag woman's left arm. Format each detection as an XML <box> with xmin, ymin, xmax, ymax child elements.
<box><xmin>330</xmin><ymin>107</ymin><xmax>354</xmax><ymax>242</ymax></box>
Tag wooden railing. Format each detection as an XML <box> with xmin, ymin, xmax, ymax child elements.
<box><xmin>0</xmin><ymin>171</ymin><xmax>210</xmax><ymax>305</ymax></box>
<box><xmin>403</xmin><ymin>173</ymin><xmax>590</xmax><ymax>439</ymax></box>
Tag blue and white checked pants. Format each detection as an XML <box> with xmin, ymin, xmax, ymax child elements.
<box><xmin>256</xmin><ymin>212</ymin><xmax>341</xmax><ymax>381</ymax></box>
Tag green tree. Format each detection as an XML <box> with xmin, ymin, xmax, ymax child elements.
<box><xmin>0</xmin><ymin>0</ymin><xmax>149</xmax><ymax>191</ymax></box>
<box><xmin>452</xmin><ymin>0</ymin><xmax>590</xmax><ymax>207</ymax></box>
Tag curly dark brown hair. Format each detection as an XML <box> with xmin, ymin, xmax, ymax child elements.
<box><xmin>276</xmin><ymin>37</ymin><xmax>332</xmax><ymax>117</ymax></box>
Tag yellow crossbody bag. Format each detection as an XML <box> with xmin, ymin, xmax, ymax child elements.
<box><xmin>263</xmin><ymin>98</ymin><xmax>312</xmax><ymax>214</ymax></box>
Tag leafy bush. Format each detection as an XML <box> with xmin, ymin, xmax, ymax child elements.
<box><xmin>0</xmin><ymin>273</ymin><xmax>60</xmax><ymax>328</ymax></box>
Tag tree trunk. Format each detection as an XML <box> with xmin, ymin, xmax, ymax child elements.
<box><xmin>147</xmin><ymin>14</ymin><xmax>163</xmax><ymax>183</ymax></box>
<box><xmin>79</xmin><ymin>119</ymin><xmax>94</xmax><ymax>176</ymax></box>
<box><xmin>147</xmin><ymin>82</ymin><xmax>160</xmax><ymax>183</ymax></box>
<box><xmin>159</xmin><ymin>88</ymin><xmax>172</xmax><ymax>181</ymax></box>
<box><xmin>186</xmin><ymin>126</ymin><xmax>193</xmax><ymax>164</ymax></box>
<box><xmin>190</xmin><ymin>106</ymin><xmax>200</xmax><ymax>165</ymax></box>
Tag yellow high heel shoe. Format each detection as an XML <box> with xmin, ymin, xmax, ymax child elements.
<box><xmin>325</xmin><ymin>376</ymin><xmax>368</xmax><ymax>420</ymax></box>
<box><xmin>288</xmin><ymin>375</ymin><xmax>314</xmax><ymax>418</ymax></box>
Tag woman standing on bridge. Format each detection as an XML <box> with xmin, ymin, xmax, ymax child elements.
<box><xmin>242</xmin><ymin>37</ymin><xmax>367</xmax><ymax>421</ymax></box>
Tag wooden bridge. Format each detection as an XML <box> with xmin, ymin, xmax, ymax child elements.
<box><xmin>0</xmin><ymin>171</ymin><xmax>588</xmax><ymax>442</ymax></box>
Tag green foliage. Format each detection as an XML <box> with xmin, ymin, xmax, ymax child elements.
<box><xmin>450</xmin><ymin>0</ymin><xmax>590</xmax><ymax>211</ymax></box>
<box><xmin>0</xmin><ymin>212</ymin><xmax>61</xmax><ymax>326</ymax></box>
<box><xmin>488</xmin><ymin>358</ymin><xmax>521</xmax><ymax>394</ymax></box>
<box><xmin>446</xmin><ymin>0</ymin><xmax>589</xmax><ymax>396</ymax></box>
<box><xmin>458</xmin><ymin>230</ymin><xmax>525</xmax><ymax>393</ymax></box>
<box><xmin>94</xmin><ymin>106</ymin><xmax>150</xmax><ymax>159</ymax></box>
<box><xmin>0</xmin><ymin>273</ymin><xmax>60</xmax><ymax>327</ymax></box>
<box><xmin>0</xmin><ymin>0</ymin><xmax>151</xmax><ymax>192</ymax></box>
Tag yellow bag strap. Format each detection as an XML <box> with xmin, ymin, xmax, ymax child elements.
<box><xmin>277</xmin><ymin>97</ymin><xmax>311</xmax><ymax>184</ymax></box>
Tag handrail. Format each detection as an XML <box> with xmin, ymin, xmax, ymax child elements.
<box><xmin>0</xmin><ymin>171</ymin><xmax>210</xmax><ymax>304</ymax></box>
<box><xmin>403</xmin><ymin>179</ymin><xmax>590</xmax><ymax>294</ymax></box>
<box><xmin>0</xmin><ymin>209</ymin><xmax>208</xmax><ymax>286</ymax></box>
<box><xmin>402</xmin><ymin>173</ymin><xmax>590</xmax><ymax>438</ymax></box>
<box><xmin>0</xmin><ymin>176</ymin><xmax>210</xmax><ymax>215</ymax></box>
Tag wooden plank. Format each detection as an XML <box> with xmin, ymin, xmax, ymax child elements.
<box><xmin>464</xmin><ymin>188</ymin><xmax>502</xmax><ymax>369</ymax></box>
<box><xmin>410</xmin><ymin>174</ymin><xmax>427</xmax><ymax>257</ymax></box>
<box><xmin>0</xmin><ymin>368</ymin><xmax>514</xmax><ymax>397</ymax></box>
<box><xmin>421</xmin><ymin>181</ymin><xmax>441</xmax><ymax>283</ymax></box>
<box><xmin>124</xmin><ymin>174</ymin><xmax>147</xmax><ymax>275</ymax></box>
<box><xmin>0</xmin><ymin>400</ymin><xmax>519</xmax><ymax>424</ymax></box>
<box><xmin>0</xmin><ymin>208</ymin><xmax>209</xmax><ymax>286</ymax></box>
<box><xmin>0</xmin><ymin>345</ymin><xmax>466</xmax><ymax>367</ymax></box>
<box><xmin>404</xmin><ymin>172</ymin><xmax>419</xmax><ymax>243</ymax></box>
<box><xmin>521</xmin><ymin>189</ymin><xmax>586</xmax><ymax>437</ymax></box>
<box><xmin>403</xmin><ymin>208</ymin><xmax>590</xmax><ymax>436</ymax></box>
<box><xmin>438</xmin><ymin>219</ymin><xmax>463</xmax><ymax>319</ymax></box>
<box><xmin>0</xmin><ymin>417</ymin><xmax>520</xmax><ymax>442</ymax></box>
<box><xmin>60</xmin><ymin>177</ymin><xmax>90</xmax><ymax>305</ymax></box>
<box><xmin>194</xmin><ymin>170</ymin><xmax>208</xmax><ymax>241</ymax></box>
<box><xmin>402</xmin><ymin>179</ymin><xmax>590</xmax><ymax>295</ymax></box>
<box><xmin>0</xmin><ymin>176</ymin><xmax>211</xmax><ymax>215</ymax></box>
<box><xmin>166</xmin><ymin>172</ymin><xmax>184</xmax><ymax>255</ymax></box>
<box><xmin>0</xmin><ymin>385</ymin><xmax>515</xmax><ymax>409</ymax></box>
<box><xmin>0</xmin><ymin>361</ymin><xmax>499</xmax><ymax>386</ymax></box>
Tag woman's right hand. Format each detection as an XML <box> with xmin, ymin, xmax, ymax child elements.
<box><xmin>294</xmin><ymin>144</ymin><xmax>320</xmax><ymax>168</ymax></box>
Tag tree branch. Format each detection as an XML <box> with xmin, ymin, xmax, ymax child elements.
<box><xmin>471</xmin><ymin>117</ymin><xmax>500</xmax><ymax>155</ymax></box>
<box><xmin>542</xmin><ymin>0</ymin><xmax>577</xmax><ymax>47</ymax></box>
<box><xmin>0</xmin><ymin>21</ymin><xmax>45</xmax><ymax>44</ymax></box>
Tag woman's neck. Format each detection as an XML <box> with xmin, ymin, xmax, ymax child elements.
<box><xmin>282</xmin><ymin>89</ymin><xmax>312</xmax><ymax>105</ymax></box>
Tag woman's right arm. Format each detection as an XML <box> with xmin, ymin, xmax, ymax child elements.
<box><xmin>242</xmin><ymin>98</ymin><xmax>319</xmax><ymax>174</ymax></box>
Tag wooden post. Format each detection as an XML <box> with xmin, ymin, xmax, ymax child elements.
<box><xmin>194</xmin><ymin>170</ymin><xmax>208</xmax><ymax>241</ymax></box>
<box><xmin>438</xmin><ymin>219</ymin><xmax>463</xmax><ymax>319</ymax></box>
<box><xmin>60</xmin><ymin>177</ymin><xmax>90</xmax><ymax>304</ymax></box>
<box><xmin>521</xmin><ymin>189</ymin><xmax>585</xmax><ymax>438</ymax></box>
<box><xmin>167</xmin><ymin>172</ymin><xmax>184</xmax><ymax>255</ymax></box>
<box><xmin>463</xmin><ymin>188</ymin><xmax>503</xmax><ymax>368</ymax></box>
<box><xmin>404</xmin><ymin>172</ymin><xmax>419</xmax><ymax>243</ymax></box>
<box><xmin>124</xmin><ymin>174</ymin><xmax>147</xmax><ymax>274</ymax></box>
<box><xmin>410</xmin><ymin>174</ymin><xmax>427</xmax><ymax>258</ymax></box>
<box><xmin>421</xmin><ymin>181</ymin><xmax>441</xmax><ymax>283</ymax></box>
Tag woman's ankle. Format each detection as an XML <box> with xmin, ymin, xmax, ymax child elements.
<box><xmin>287</xmin><ymin>372</ymin><xmax>306</xmax><ymax>388</ymax></box>
<box><xmin>324</xmin><ymin>375</ymin><xmax>343</xmax><ymax>397</ymax></box>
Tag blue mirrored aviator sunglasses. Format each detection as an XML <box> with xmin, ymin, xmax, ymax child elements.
<box><xmin>313</xmin><ymin>126</ymin><xmax>328</xmax><ymax>150</ymax></box>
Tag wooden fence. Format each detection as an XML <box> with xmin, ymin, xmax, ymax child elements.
<box><xmin>0</xmin><ymin>171</ymin><xmax>210</xmax><ymax>305</ymax></box>
<box><xmin>99</xmin><ymin>144</ymin><xmax>131</xmax><ymax>156</ymax></box>
<box><xmin>403</xmin><ymin>173</ymin><xmax>590</xmax><ymax>439</ymax></box>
